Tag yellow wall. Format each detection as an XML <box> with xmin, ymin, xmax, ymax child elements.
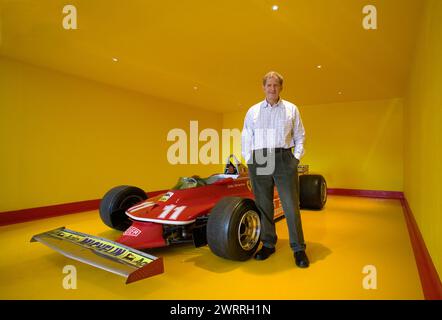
<box><xmin>223</xmin><ymin>98</ymin><xmax>404</xmax><ymax>192</ymax></box>
<box><xmin>404</xmin><ymin>0</ymin><xmax>442</xmax><ymax>276</ymax></box>
<box><xmin>0</xmin><ymin>57</ymin><xmax>222</xmax><ymax>212</ymax></box>
<box><xmin>0</xmin><ymin>56</ymin><xmax>408</xmax><ymax>218</ymax></box>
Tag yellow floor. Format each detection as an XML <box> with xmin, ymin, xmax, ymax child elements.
<box><xmin>0</xmin><ymin>196</ymin><xmax>423</xmax><ymax>299</ymax></box>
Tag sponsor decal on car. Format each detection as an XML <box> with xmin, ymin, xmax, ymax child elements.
<box><xmin>123</xmin><ymin>226</ymin><xmax>142</xmax><ymax>237</ymax></box>
<box><xmin>227</xmin><ymin>183</ymin><xmax>245</xmax><ymax>188</ymax></box>
<box><xmin>159</xmin><ymin>192</ymin><xmax>174</xmax><ymax>202</ymax></box>
<box><xmin>48</xmin><ymin>229</ymin><xmax>153</xmax><ymax>268</ymax></box>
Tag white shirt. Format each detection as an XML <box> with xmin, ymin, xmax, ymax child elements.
<box><xmin>241</xmin><ymin>99</ymin><xmax>305</xmax><ymax>163</ymax></box>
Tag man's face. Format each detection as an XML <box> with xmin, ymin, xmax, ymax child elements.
<box><xmin>263</xmin><ymin>77</ymin><xmax>282</xmax><ymax>103</ymax></box>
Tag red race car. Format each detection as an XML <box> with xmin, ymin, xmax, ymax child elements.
<box><xmin>32</xmin><ymin>155</ymin><xmax>327</xmax><ymax>284</ymax></box>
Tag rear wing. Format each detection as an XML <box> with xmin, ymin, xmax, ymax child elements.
<box><xmin>31</xmin><ymin>227</ymin><xmax>164</xmax><ymax>284</ymax></box>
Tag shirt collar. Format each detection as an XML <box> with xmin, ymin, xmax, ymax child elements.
<box><xmin>263</xmin><ymin>98</ymin><xmax>282</xmax><ymax>108</ymax></box>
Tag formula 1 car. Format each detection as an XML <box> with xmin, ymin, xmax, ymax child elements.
<box><xmin>32</xmin><ymin>155</ymin><xmax>326</xmax><ymax>284</ymax></box>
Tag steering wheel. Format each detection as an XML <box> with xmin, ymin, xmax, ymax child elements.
<box><xmin>183</xmin><ymin>177</ymin><xmax>198</xmax><ymax>185</ymax></box>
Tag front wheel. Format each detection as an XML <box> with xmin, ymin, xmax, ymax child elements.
<box><xmin>99</xmin><ymin>185</ymin><xmax>147</xmax><ymax>231</ymax></box>
<box><xmin>207</xmin><ymin>197</ymin><xmax>261</xmax><ymax>261</ymax></box>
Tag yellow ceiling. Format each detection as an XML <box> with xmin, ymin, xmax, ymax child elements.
<box><xmin>0</xmin><ymin>0</ymin><xmax>425</xmax><ymax>112</ymax></box>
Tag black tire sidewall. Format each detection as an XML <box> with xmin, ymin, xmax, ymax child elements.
<box><xmin>207</xmin><ymin>197</ymin><xmax>261</xmax><ymax>261</ymax></box>
<box><xmin>99</xmin><ymin>186</ymin><xmax>147</xmax><ymax>231</ymax></box>
<box><xmin>299</xmin><ymin>175</ymin><xmax>327</xmax><ymax>210</ymax></box>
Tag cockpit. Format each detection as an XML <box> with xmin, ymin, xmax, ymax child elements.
<box><xmin>171</xmin><ymin>155</ymin><xmax>245</xmax><ymax>190</ymax></box>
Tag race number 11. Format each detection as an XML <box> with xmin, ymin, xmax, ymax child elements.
<box><xmin>158</xmin><ymin>205</ymin><xmax>187</xmax><ymax>220</ymax></box>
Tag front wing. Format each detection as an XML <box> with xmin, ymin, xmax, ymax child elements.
<box><xmin>31</xmin><ymin>227</ymin><xmax>164</xmax><ymax>284</ymax></box>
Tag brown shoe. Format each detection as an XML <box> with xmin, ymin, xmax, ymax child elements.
<box><xmin>254</xmin><ymin>246</ymin><xmax>276</xmax><ymax>260</ymax></box>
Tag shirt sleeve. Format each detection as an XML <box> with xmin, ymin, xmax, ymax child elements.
<box><xmin>293</xmin><ymin>107</ymin><xmax>305</xmax><ymax>160</ymax></box>
<box><xmin>241</xmin><ymin>110</ymin><xmax>254</xmax><ymax>164</ymax></box>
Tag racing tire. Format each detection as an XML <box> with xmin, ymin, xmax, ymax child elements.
<box><xmin>207</xmin><ymin>197</ymin><xmax>261</xmax><ymax>261</ymax></box>
<box><xmin>299</xmin><ymin>174</ymin><xmax>327</xmax><ymax>210</ymax></box>
<box><xmin>99</xmin><ymin>185</ymin><xmax>147</xmax><ymax>231</ymax></box>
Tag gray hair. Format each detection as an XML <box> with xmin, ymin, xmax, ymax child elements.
<box><xmin>263</xmin><ymin>71</ymin><xmax>284</xmax><ymax>86</ymax></box>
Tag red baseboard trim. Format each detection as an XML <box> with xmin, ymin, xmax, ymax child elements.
<box><xmin>328</xmin><ymin>188</ymin><xmax>441</xmax><ymax>299</ymax></box>
<box><xmin>327</xmin><ymin>188</ymin><xmax>404</xmax><ymax>199</ymax></box>
<box><xmin>0</xmin><ymin>199</ymin><xmax>100</xmax><ymax>227</ymax></box>
<box><xmin>0</xmin><ymin>190</ymin><xmax>167</xmax><ymax>227</ymax></box>
<box><xmin>400</xmin><ymin>198</ymin><xmax>442</xmax><ymax>300</ymax></box>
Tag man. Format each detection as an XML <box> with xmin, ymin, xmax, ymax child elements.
<box><xmin>241</xmin><ymin>71</ymin><xmax>309</xmax><ymax>268</ymax></box>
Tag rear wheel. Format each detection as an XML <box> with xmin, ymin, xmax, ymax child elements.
<box><xmin>207</xmin><ymin>197</ymin><xmax>261</xmax><ymax>261</ymax></box>
<box><xmin>99</xmin><ymin>185</ymin><xmax>147</xmax><ymax>231</ymax></box>
<box><xmin>299</xmin><ymin>174</ymin><xmax>327</xmax><ymax>210</ymax></box>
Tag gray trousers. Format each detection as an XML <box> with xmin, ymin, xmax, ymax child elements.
<box><xmin>248</xmin><ymin>149</ymin><xmax>306</xmax><ymax>252</ymax></box>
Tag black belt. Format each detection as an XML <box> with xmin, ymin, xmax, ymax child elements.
<box><xmin>253</xmin><ymin>148</ymin><xmax>291</xmax><ymax>153</ymax></box>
